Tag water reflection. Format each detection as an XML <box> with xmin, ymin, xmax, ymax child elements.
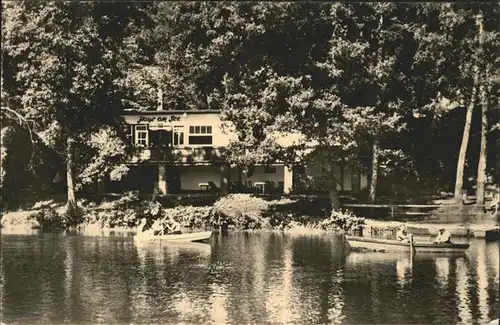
<box><xmin>1</xmin><ymin>234</ymin><xmax>499</xmax><ymax>324</ymax></box>
<box><xmin>456</xmin><ymin>257</ymin><xmax>473</xmax><ymax>324</ymax></box>
<box><xmin>264</xmin><ymin>235</ymin><xmax>294</xmax><ymax>324</ymax></box>
<box><xmin>435</xmin><ymin>257</ymin><xmax>450</xmax><ymax>288</ymax></box>
<box><xmin>208</xmin><ymin>282</ymin><xmax>229</xmax><ymax>324</ymax></box>
<box><xmin>476</xmin><ymin>245</ymin><xmax>489</xmax><ymax>323</ymax></box>
<box><xmin>327</xmin><ymin>268</ymin><xmax>345</xmax><ymax>325</ymax></box>
<box><xmin>396</xmin><ymin>257</ymin><xmax>413</xmax><ymax>286</ymax></box>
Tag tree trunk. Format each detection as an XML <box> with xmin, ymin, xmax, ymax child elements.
<box><xmin>66</xmin><ymin>135</ymin><xmax>77</xmax><ymax>209</ymax></box>
<box><xmin>369</xmin><ymin>139</ymin><xmax>380</xmax><ymax>203</ymax></box>
<box><xmin>476</xmin><ymin>76</ymin><xmax>488</xmax><ymax>207</ymax></box>
<box><xmin>329</xmin><ymin>186</ymin><xmax>341</xmax><ymax>210</ymax></box>
<box><xmin>454</xmin><ymin>66</ymin><xmax>479</xmax><ymax>203</ymax></box>
<box><xmin>474</xmin><ymin>11</ymin><xmax>487</xmax><ymax>209</ymax></box>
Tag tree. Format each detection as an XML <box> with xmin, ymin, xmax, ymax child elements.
<box><xmin>77</xmin><ymin>127</ymin><xmax>129</xmax><ymax>193</ymax></box>
<box><xmin>321</xmin><ymin>3</ymin><xmax>411</xmax><ymax>203</ymax></box>
<box><xmin>411</xmin><ymin>3</ymin><xmax>500</xmax><ymax>205</ymax></box>
<box><xmin>475</xmin><ymin>8</ymin><xmax>499</xmax><ymax>207</ymax></box>
<box><xmin>2</xmin><ymin>2</ymin><xmax>152</xmax><ymax>215</ymax></box>
<box><xmin>153</xmin><ymin>3</ymin><xmax>410</xmax><ymax>208</ymax></box>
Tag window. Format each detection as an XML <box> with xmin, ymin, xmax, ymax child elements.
<box><xmin>135</xmin><ymin>125</ymin><xmax>148</xmax><ymax>146</ymax></box>
<box><xmin>264</xmin><ymin>166</ymin><xmax>277</xmax><ymax>173</ymax></box>
<box><xmin>189</xmin><ymin>125</ymin><xmax>212</xmax><ymax>134</ymax></box>
<box><xmin>120</xmin><ymin>124</ymin><xmax>133</xmax><ymax>145</ymax></box>
<box><xmin>173</xmin><ymin>126</ymin><xmax>184</xmax><ymax>146</ymax></box>
<box><xmin>188</xmin><ymin>125</ymin><xmax>213</xmax><ymax>145</ymax></box>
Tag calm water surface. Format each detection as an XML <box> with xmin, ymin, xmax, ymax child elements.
<box><xmin>1</xmin><ymin>232</ymin><xmax>499</xmax><ymax>324</ymax></box>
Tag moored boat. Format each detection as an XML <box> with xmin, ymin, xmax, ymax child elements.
<box><xmin>134</xmin><ymin>230</ymin><xmax>213</xmax><ymax>243</ymax></box>
<box><xmin>345</xmin><ymin>235</ymin><xmax>470</xmax><ymax>253</ymax></box>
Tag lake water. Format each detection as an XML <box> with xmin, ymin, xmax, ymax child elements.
<box><xmin>1</xmin><ymin>232</ymin><xmax>499</xmax><ymax>324</ymax></box>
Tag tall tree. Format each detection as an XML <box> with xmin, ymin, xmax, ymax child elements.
<box><xmin>321</xmin><ymin>3</ymin><xmax>409</xmax><ymax>203</ymax></box>
<box><xmin>411</xmin><ymin>3</ymin><xmax>499</xmax><ymax>205</ymax></box>
<box><xmin>475</xmin><ymin>7</ymin><xmax>499</xmax><ymax>207</ymax></box>
<box><xmin>2</xmin><ymin>2</ymin><xmax>152</xmax><ymax>214</ymax></box>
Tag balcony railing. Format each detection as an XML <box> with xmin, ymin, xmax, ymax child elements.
<box><xmin>126</xmin><ymin>146</ymin><xmax>227</xmax><ymax>164</ymax></box>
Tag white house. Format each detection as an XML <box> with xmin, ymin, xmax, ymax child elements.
<box><xmin>119</xmin><ymin>108</ymin><xmax>368</xmax><ymax>195</ymax></box>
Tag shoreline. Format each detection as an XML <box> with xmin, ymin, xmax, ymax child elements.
<box><xmin>2</xmin><ymin>216</ymin><xmax>498</xmax><ymax>239</ymax></box>
<box><xmin>1</xmin><ymin>193</ymin><xmax>498</xmax><ymax>239</ymax></box>
<box><xmin>364</xmin><ymin>219</ymin><xmax>500</xmax><ymax>239</ymax></box>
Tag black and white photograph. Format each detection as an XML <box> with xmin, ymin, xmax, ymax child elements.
<box><xmin>1</xmin><ymin>2</ymin><xmax>499</xmax><ymax>324</ymax></box>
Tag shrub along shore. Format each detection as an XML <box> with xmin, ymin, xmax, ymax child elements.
<box><xmin>0</xmin><ymin>193</ymin><xmax>366</xmax><ymax>235</ymax></box>
<box><xmin>1</xmin><ymin>192</ymin><xmax>497</xmax><ymax>237</ymax></box>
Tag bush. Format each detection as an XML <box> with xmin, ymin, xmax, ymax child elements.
<box><xmin>164</xmin><ymin>206</ymin><xmax>217</xmax><ymax>229</ymax></box>
<box><xmin>33</xmin><ymin>208</ymin><xmax>64</xmax><ymax>231</ymax></box>
<box><xmin>212</xmin><ymin>194</ymin><xmax>296</xmax><ymax>231</ymax></box>
<box><xmin>32</xmin><ymin>204</ymin><xmax>85</xmax><ymax>231</ymax></box>
<box><xmin>318</xmin><ymin>210</ymin><xmax>365</xmax><ymax>233</ymax></box>
<box><xmin>98</xmin><ymin>191</ymin><xmax>141</xmax><ymax>210</ymax></box>
<box><xmin>213</xmin><ymin>194</ymin><xmax>272</xmax><ymax>218</ymax></box>
<box><xmin>77</xmin><ymin>194</ymin><xmax>366</xmax><ymax>233</ymax></box>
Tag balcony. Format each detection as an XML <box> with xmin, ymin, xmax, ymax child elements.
<box><xmin>126</xmin><ymin>146</ymin><xmax>227</xmax><ymax>165</ymax></box>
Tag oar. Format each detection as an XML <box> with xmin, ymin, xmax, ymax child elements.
<box><xmin>409</xmin><ymin>234</ymin><xmax>416</xmax><ymax>258</ymax></box>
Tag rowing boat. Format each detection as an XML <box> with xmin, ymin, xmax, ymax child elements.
<box><xmin>345</xmin><ymin>235</ymin><xmax>470</xmax><ymax>253</ymax></box>
<box><xmin>134</xmin><ymin>230</ymin><xmax>213</xmax><ymax>243</ymax></box>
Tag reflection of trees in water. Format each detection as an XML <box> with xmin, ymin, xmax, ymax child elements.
<box><xmin>220</xmin><ymin>232</ymin><xmax>269</xmax><ymax>322</ymax></box>
<box><xmin>476</xmin><ymin>244</ymin><xmax>489</xmax><ymax>324</ymax></box>
<box><xmin>396</xmin><ymin>257</ymin><xmax>412</xmax><ymax>288</ymax></box>
<box><xmin>485</xmin><ymin>243</ymin><xmax>499</xmax><ymax>286</ymax></box>
<box><xmin>2</xmin><ymin>235</ymin><xmax>499</xmax><ymax>324</ymax></box>
<box><xmin>486</xmin><ymin>243</ymin><xmax>500</xmax><ymax>321</ymax></box>
<box><xmin>1</xmin><ymin>235</ymin><xmax>67</xmax><ymax>323</ymax></box>
<box><xmin>66</xmin><ymin>237</ymin><xmax>137</xmax><ymax>323</ymax></box>
<box><xmin>342</xmin><ymin>253</ymin><xmax>470</xmax><ymax>324</ymax></box>
<box><xmin>435</xmin><ymin>257</ymin><xmax>450</xmax><ymax>289</ymax></box>
<box><xmin>468</xmin><ymin>241</ymin><xmax>500</xmax><ymax>323</ymax></box>
<box><xmin>455</xmin><ymin>257</ymin><xmax>473</xmax><ymax>324</ymax></box>
<box><xmin>290</xmin><ymin>235</ymin><xmax>346</xmax><ymax>324</ymax></box>
<box><xmin>207</xmin><ymin>281</ymin><xmax>229</xmax><ymax>324</ymax></box>
<box><xmin>265</xmin><ymin>238</ymin><xmax>298</xmax><ymax>324</ymax></box>
<box><xmin>326</xmin><ymin>268</ymin><xmax>346</xmax><ymax>325</ymax></box>
<box><xmin>207</xmin><ymin>232</ymin><xmax>347</xmax><ymax>324</ymax></box>
<box><xmin>133</xmin><ymin>242</ymin><xmax>213</xmax><ymax>323</ymax></box>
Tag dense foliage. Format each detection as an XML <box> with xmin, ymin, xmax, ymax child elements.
<box><xmin>1</xmin><ymin>3</ymin><xmax>498</xmax><ymax>217</ymax></box>
<box><xmin>1</xmin><ymin>2</ymin><xmax>154</xmax><ymax>214</ymax></box>
<box><xmin>147</xmin><ymin>2</ymin><xmax>498</xmax><ymax>209</ymax></box>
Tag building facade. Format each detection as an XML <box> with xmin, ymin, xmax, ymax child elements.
<box><xmin>119</xmin><ymin>109</ymin><xmax>368</xmax><ymax>195</ymax></box>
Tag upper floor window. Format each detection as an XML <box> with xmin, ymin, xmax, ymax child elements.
<box><xmin>135</xmin><ymin>125</ymin><xmax>148</xmax><ymax>147</ymax></box>
<box><xmin>173</xmin><ymin>126</ymin><xmax>184</xmax><ymax>146</ymax></box>
<box><xmin>189</xmin><ymin>125</ymin><xmax>213</xmax><ymax>145</ymax></box>
<box><xmin>120</xmin><ymin>124</ymin><xmax>133</xmax><ymax>145</ymax></box>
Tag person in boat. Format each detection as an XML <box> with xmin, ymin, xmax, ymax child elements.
<box><xmin>145</xmin><ymin>219</ymin><xmax>164</xmax><ymax>236</ymax></box>
<box><xmin>396</xmin><ymin>225</ymin><xmax>411</xmax><ymax>242</ymax></box>
<box><xmin>163</xmin><ymin>218</ymin><xmax>182</xmax><ymax>235</ymax></box>
<box><xmin>434</xmin><ymin>228</ymin><xmax>452</xmax><ymax>244</ymax></box>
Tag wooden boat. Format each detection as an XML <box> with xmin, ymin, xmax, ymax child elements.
<box><xmin>134</xmin><ymin>230</ymin><xmax>213</xmax><ymax>243</ymax></box>
<box><xmin>473</xmin><ymin>228</ymin><xmax>500</xmax><ymax>241</ymax></box>
<box><xmin>345</xmin><ymin>235</ymin><xmax>470</xmax><ymax>253</ymax></box>
<box><xmin>136</xmin><ymin>241</ymin><xmax>212</xmax><ymax>259</ymax></box>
